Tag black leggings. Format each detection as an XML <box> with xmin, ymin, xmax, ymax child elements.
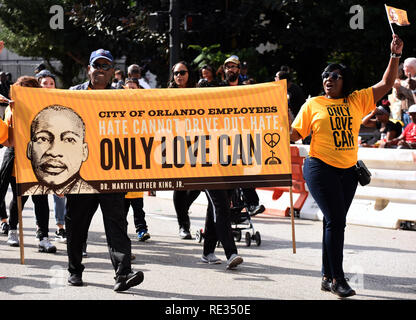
<box><xmin>8</xmin><ymin>176</ymin><xmax>50</xmax><ymax>238</ymax></box>
<box><xmin>173</xmin><ymin>190</ymin><xmax>201</xmax><ymax>230</ymax></box>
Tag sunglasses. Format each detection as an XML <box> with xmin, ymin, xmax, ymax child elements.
<box><xmin>322</xmin><ymin>71</ymin><xmax>343</xmax><ymax>80</ymax></box>
<box><xmin>91</xmin><ymin>62</ymin><xmax>113</xmax><ymax>71</ymax></box>
<box><xmin>174</xmin><ymin>70</ymin><xmax>188</xmax><ymax>76</ymax></box>
<box><xmin>225</xmin><ymin>64</ymin><xmax>240</xmax><ymax>70</ymax></box>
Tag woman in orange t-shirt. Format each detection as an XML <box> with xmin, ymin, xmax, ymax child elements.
<box><xmin>290</xmin><ymin>34</ymin><xmax>403</xmax><ymax>298</ymax></box>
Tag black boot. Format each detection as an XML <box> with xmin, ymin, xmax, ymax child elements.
<box><xmin>331</xmin><ymin>278</ymin><xmax>356</xmax><ymax>298</ymax></box>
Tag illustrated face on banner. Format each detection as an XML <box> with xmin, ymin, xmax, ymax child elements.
<box><xmin>27</xmin><ymin>106</ymin><xmax>89</xmax><ymax>187</ymax></box>
<box><xmin>389</xmin><ymin>8</ymin><xmax>399</xmax><ymax>23</ymax></box>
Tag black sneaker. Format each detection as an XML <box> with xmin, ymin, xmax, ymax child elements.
<box><xmin>68</xmin><ymin>273</ymin><xmax>83</xmax><ymax>286</ymax></box>
<box><xmin>248</xmin><ymin>204</ymin><xmax>265</xmax><ymax>216</ymax></box>
<box><xmin>114</xmin><ymin>271</ymin><xmax>144</xmax><ymax>292</ymax></box>
<box><xmin>55</xmin><ymin>228</ymin><xmax>67</xmax><ymax>243</ymax></box>
<box><xmin>331</xmin><ymin>278</ymin><xmax>356</xmax><ymax>298</ymax></box>
<box><xmin>35</xmin><ymin>229</ymin><xmax>42</xmax><ymax>240</ymax></box>
<box><xmin>179</xmin><ymin>227</ymin><xmax>192</xmax><ymax>240</ymax></box>
<box><xmin>1</xmin><ymin>222</ymin><xmax>9</xmax><ymax>235</ymax></box>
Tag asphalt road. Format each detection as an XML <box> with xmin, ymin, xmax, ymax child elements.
<box><xmin>0</xmin><ymin>189</ymin><xmax>415</xmax><ymax>303</ymax></box>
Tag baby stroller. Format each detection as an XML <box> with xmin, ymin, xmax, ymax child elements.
<box><xmin>229</xmin><ymin>188</ymin><xmax>262</xmax><ymax>247</ymax></box>
<box><xmin>195</xmin><ymin>188</ymin><xmax>262</xmax><ymax>247</ymax></box>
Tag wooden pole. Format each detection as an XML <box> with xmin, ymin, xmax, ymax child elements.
<box><xmin>17</xmin><ymin>196</ymin><xmax>24</xmax><ymax>265</ymax></box>
<box><xmin>289</xmin><ymin>186</ymin><xmax>296</xmax><ymax>254</ymax></box>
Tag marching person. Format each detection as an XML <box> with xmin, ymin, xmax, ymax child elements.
<box><xmin>219</xmin><ymin>55</ymin><xmax>265</xmax><ymax>217</ymax></box>
<box><xmin>167</xmin><ymin>61</ymin><xmax>199</xmax><ymax>239</ymax></box>
<box><xmin>290</xmin><ymin>34</ymin><xmax>403</xmax><ymax>297</ymax></box>
<box><xmin>0</xmin><ymin>76</ymin><xmax>55</xmax><ymax>253</ymax></box>
<box><xmin>36</xmin><ymin>69</ymin><xmax>67</xmax><ymax>243</ymax></box>
<box><xmin>66</xmin><ymin>49</ymin><xmax>144</xmax><ymax>291</ymax></box>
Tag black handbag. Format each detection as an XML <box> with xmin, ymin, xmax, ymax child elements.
<box><xmin>355</xmin><ymin>160</ymin><xmax>371</xmax><ymax>186</ymax></box>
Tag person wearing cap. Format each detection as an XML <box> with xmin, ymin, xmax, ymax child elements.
<box><xmin>361</xmin><ymin>100</ymin><xmax>403</xmax><ymax>148</ymax></box>
<box><xmin>220</xmin><ymin>55</ymin><xmax>266</xmax><ymax>217</ymax></box>
<box><xmin>220</xmin><ymin>55</ymin><xmax>242</xmax><ymax>87</ymax></box>
<box><xmin>66</xmin><ymin>49</ymin><xmax>144</xmax><ymax>292</ymax></box>
<box><xmin>385</xmin><ymin>104</ymin><xmax>416</xmax><ymax>149</ymax></box>
<box><xmin>127</xmin><ymin>64</ymin><xmax>151</xmax><ymax>89</ymax></box>
<box><xmin>36</xmin><ymin>69</ymin><xmax>56</xmax><ymax>89</ymax></box>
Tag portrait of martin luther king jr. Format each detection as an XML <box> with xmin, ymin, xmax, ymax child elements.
<box><xmin>26</xmin><ymin>105</ymin><xmax>98</xmax><ymax>195</ymax></box>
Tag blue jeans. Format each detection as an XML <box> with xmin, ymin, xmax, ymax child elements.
<box><xmin>53</xmin><ymin>194</ymin><xmax>66</xmax><ymax>226</ymax></box>
<box><xmin>303</xmin><ymin>157</ymin><xmax>358</xmax><ymax>280</ymax></box>
<box><xmin>403</xmin><ymin>112</ymin><xmax>411</xmax><ymax>128</ymax></box>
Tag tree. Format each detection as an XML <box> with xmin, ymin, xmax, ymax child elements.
<box><xmin>1</xmin><ymin>0</ymin><xmax>416</xmax><ymax>94</ymax></box>
<box><xmin>0</xmin><ymin>0</ymin><xmax>98</xmax><ymax>87</ymax></box>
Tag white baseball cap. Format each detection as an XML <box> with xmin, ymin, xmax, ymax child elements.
<box><xmin>408</xmin><ymin>104</ymin><xmax>416</xmax><ymax>113</ymax></box>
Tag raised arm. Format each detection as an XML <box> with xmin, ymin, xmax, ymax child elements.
<box><xmin>372</xmin><ymin>34</ymin><xmax>404</xmax><ymax>103</ymax></box>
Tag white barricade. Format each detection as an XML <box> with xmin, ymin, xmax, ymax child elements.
<box><xmin>298</xmin><ymin>145</ymin><xmax>416</xmax><ymax>229</ymax></box>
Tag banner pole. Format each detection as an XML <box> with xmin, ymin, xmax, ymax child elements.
<box><xmin>289</xmin><ymin>186</ymin><xmax>296</xmax><ymax>254</ymax></box>
<box><xmin>17</xmin><ymin>195</ymin><xmax>24</xmax><ymax>265</ymax></box>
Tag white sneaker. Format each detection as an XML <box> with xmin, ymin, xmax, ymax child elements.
<box><xmin>38</xmin><ymin>237</ymin><xmax>57</xmax><ymax>253</ymax></box>
<box><xmin>201</xmin><ymin>253</ymin><xmax>222</xmax><ymax>264</ymax></box>
<box><xmin>226</xmin><ymin>253</ymin><xmax>243</xmax><ymax>270</ymax></box>
<box><xmin>7</xmin><ymin>230</ymin><xmax>19</xmax><ymax>247</ymax></box>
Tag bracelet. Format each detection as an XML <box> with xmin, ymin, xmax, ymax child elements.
<box><xmin>391</xmin><ymin>52</ymin><xmax>402</xmax><ymax>58</ymax></box>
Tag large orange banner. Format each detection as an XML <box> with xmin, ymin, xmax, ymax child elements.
<box><xmin>11</xmin><ymin>81</ymin><xmax>291</xmax><ymax>195</ymax></box>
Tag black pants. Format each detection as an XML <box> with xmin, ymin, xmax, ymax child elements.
<box><xmin>303</xmin><ymin>157</ymin><xmax>358</xmax><ymax>280</ymax></box>
<box><xmin>0</xmin><ymin>147</ymin><xmax>50</xmax><ymax>235</ymax></box>
<box><xmin>241</xmin><ymin>188</ymin><xmax>259</xmax><ymax>206</ymax></box>
<box><xmin>65</xmin><ymin>193</ymin><xmax>132</xmax><ymax>277</ymax></box>
<box><xmin>9</xmin><ymin>177</ymin><xmax>50</xmax><ymax>238</ymax></box>
<box><xmin>0</xmin><ymin>199</ymin><xmax>7</xmax><ymax>220</ymax></box>
<box><xmin>124</xmin><ymin>197</ymin><xmax>147</xmax><ymax>233</ymax></box>
<box><xmin>173</xmin><ymin>190</ymin><xmax>201</xmax><ymax>230</ymax></box>
<box><xmin>0</xmin><ymin>147</ymin><xmax>14</xmax><ymax>221</ymax></box>
<box><xmin>203</xmin><ymin>189</ymin><xmax>237</xmax><ymax>260</ymax></box>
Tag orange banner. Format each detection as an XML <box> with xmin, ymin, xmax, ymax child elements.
<box><xmin>11</xmin><ymin>81</ymin><xmax>291</xmax><ymax>195</ymax></box>
<box><xmin>385</xmin><ymin>5</ymin><xmax>410</xmax><ymax>26</ymax></box>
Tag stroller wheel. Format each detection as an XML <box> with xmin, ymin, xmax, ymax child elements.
<box><xmin>196</xmin><ymin>229</ymin><xmax>203</xmax><ymax>243</ymax></box>
<box><xmin>254</xmin><ymin>231</ymin><xmax>261</xmax><ymax>246</ymax></box>
<box><xmin>234</xmin><ymin>230</ymin><xmax>242</xmax><ymax>242</ymax></box>
<box><xmin>245</xmin><ymin>232</ymin><xmax>251</xmax><ymax>247</ymax></box>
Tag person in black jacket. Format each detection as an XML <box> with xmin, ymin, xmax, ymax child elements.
<box><xmin>65</xmin><ymin>49</ymin><xmax>143</xmax><ymax>292</ymax></box>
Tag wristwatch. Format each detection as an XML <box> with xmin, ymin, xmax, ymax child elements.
<box><xmin>391</xmin><ymin>52</ymin><xmax>402</xmax><ymax>58</ymax></box>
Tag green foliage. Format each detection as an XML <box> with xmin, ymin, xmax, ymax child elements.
<box><xmin>1</xmin><ymin>0</ymin><xmax>416</xmax><ymax>94</ymax></box>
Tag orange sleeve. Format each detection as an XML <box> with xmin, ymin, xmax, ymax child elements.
<box><xmin>0</xmin><ymin>120</ymin><xmax>8</xmax><ymax>145</ymax></box>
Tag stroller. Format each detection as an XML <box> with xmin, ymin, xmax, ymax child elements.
<box><xmin>229</xmin><ymin>188</ymin><xmax>262</xmax><ymax>247</ymax></box>
<box><xmin>195</xmin><ymin>188</ymin><xmax>262</xmax><ymax>247</ymax></box>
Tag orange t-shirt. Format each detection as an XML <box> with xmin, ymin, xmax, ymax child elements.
<box><xmin>292</xmin><ymin>87</ymin><xmax>375</xmax><ymax>168</ymax></box>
